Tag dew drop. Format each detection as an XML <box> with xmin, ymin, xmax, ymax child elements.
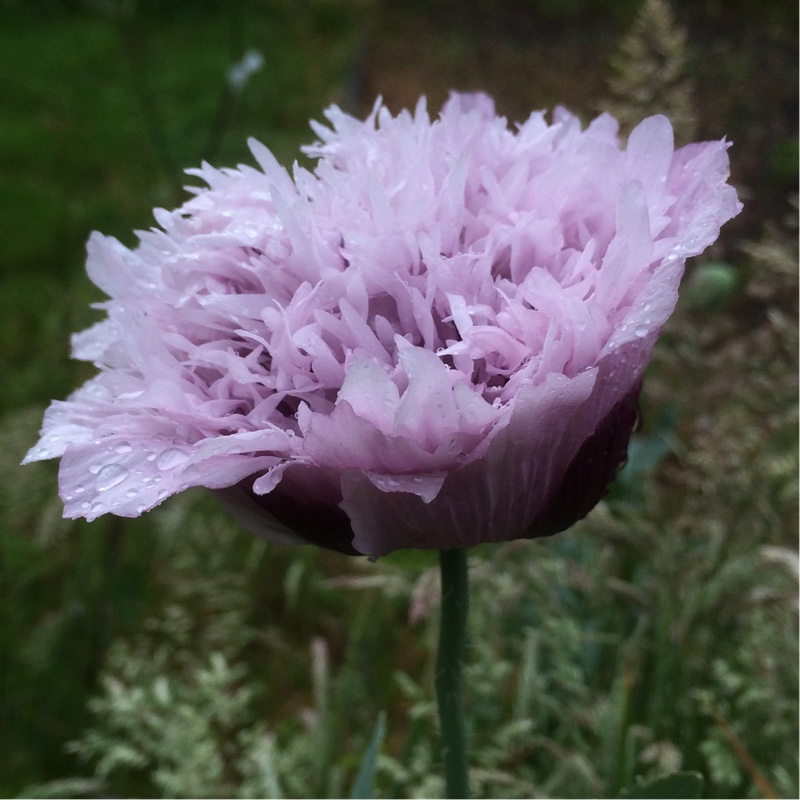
<box><xmin>145</xmin><ymin>451</ymin><xmax>157</xmax><ymax>462</ymax></box>
<box><xmin>126</xmin><ymin>488</ymin><xmax>139</xmax><ymax>498</ymax></box>
<box><xmin>88</xmin><ymin>463</ymin><xmax>102</xmax><ymax>475</ymax></box>
<box><xmin>115</xmin><ymin>442</ymin><xmax>133</xmax><ymax>455</ymax></box>
<box><xmin>95</xmin><ymin>463</ymin><xmax>129</xmax><ymax>492</ymax></box>
<box><xmin>634</xmin><ymin>324</ymin><xmax>648</xmax><ymax>338</ymax></box>
<box><xmin>156</xmin><ymin>448</ymin><xmax>189</xmax><ymax>471</ymax></box>
<box><xmin>74</xmin><ymin>485</ymin><xmax>86</xmax><ymax>495</ymax></box>
<box><xmin>81</xmin><ymin>501</ymin><xmax>90</xmax><ymax>510</ymax></box>
<box><xmin>90</xmin><ymin>502</ymin><xmax>103</xmax><ymax>514</ymax></box>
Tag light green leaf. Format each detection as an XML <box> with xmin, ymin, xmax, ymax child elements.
<box><xmin>619</xmin><ymin>771</ymin><xmax>704</xmax><ymax>799</ymax></box>
<box><xmin>349</xmin><ymin>712</ymin><xmax>387</xmax><ymax>799</ymax></box>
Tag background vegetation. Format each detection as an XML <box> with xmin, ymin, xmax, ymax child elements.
<box><xmin>1</xmin><ymin>0</ymin><xmax>796</xmax><ymax>797</ymax></box>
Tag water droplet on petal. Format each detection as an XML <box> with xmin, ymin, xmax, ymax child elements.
<box><xmin>145</xmin><ymin>451</ymin><xmax>157</xmax><ymax>462</ymax></box>
<box><xmin>90</xmin><ymin>502</ymin><xmax>103</xmax><ymax>514</ymax></box>
<box><xmin>634</xmin><ymin>324</ymin><xmax>648</xmax><ymax>338</ymax></box>
<box><xmin>156</xmin><ymin>448</ymin><xmax>189</xmax><ymax>471</ymax></box>
<box><xmin>95</xmin><ymin>463</ymin><xmax>129</xmax><ymax>492</ymax></box>
<box><xmin>126</xmin><ymin>488</ymin><xmax>139</xmax><ymax>498</ymax></box>
<box><xmin>74</xmin><ymin>485</ymin><xmax>86</xmax><ymax>495</ymax></box>
<box><xmin>115</xmin><ymin>442</ymin><xmax>133</xmax><ymax>454</ymax></box>
<box><xmin>81</xmin><ymin>501</ymin><xmax>90</xmax><ymax>510</ymax></box>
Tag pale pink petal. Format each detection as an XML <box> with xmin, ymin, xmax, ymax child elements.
<box><xmin>25</xmin><ymin>92</ymin><xmax>741</xmax><ymax>557</ymax></box>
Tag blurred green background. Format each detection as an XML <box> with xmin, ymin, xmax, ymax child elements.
<box><xmin>1</xmin><ymin>1</ymin><xmax>797</xmax><ymax>797</ymax></box>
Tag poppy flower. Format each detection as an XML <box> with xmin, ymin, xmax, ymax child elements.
<box><xmin>25</xmin><ymin>92</ymin><xmax>741</xmax><ymax>558</ymax></box>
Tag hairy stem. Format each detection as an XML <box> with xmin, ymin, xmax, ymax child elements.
<box><xmin>436</xmin><ymin>548</ymin><xmax>470</xmax><ymax>798</ymax></box>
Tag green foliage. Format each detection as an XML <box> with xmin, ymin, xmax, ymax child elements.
<box><xmin>619</xmin><ymin>771</ymin><xmax>704</xmax><ymax>799</ymax></box>
<box><xmin>350</xmin><ymin>713</ymin><xmax>387</xmax><ymax>799</ymax></box>
<box><xmin>603</xmin><ymin>0</ymin><xmax>697</xmax><ymax>142</ymax></box>
<box><xmin>73</xmin><ymin>653</ymin><xmax>268</xmax><ymax>798</ymax></box>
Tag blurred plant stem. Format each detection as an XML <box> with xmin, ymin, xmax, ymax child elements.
<box><xmin>203</xmin><ymin>1</ymin><xmax>247</xmax><ymax>164</ymax></box>
<box><xmin>436</xmin><ymin>548</ymin><xmax>470</xmax><ymax>798</ymax></box>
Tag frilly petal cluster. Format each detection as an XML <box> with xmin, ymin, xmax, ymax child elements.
<box><xmin>25</xmin><ymin>93</ymin><xmax>741</xmax><ymax>558</ymax></box>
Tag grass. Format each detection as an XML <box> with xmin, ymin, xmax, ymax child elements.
<box><xmin>0</xmin><ymin>1</ymin><xmax>796</xmax><ymax>798</ymax></box>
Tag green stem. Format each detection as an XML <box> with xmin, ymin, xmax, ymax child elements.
<box><xmin>436</xmin><ymin>548</ymin><xmax>470</xmax><ymax>799</ymax></box>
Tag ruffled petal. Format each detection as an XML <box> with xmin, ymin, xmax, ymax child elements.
<box><xmin>25</xmin><ymin>92</ymin><xmax>741</xmax><ymax>556</ymax></box>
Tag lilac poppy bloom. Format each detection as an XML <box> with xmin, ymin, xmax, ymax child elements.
<box><xmin>25</xmin><ymin>93</ymin><xmax>740</xmax><ymax>558</ymax></box>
